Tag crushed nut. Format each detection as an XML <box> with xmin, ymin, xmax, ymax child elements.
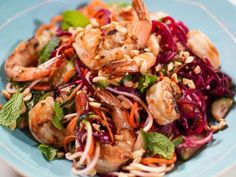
<box><xmin>171</xmin><ymin>73</ymin><xmax>179</xmax><ymax>83</ymax></box>
<box><xmin>92</xmin><ymin>123</ymin><xmax>101</xmax><ymax>131</ymax></box>
<box><xmin>167</xmin><ymin>62</ymin><xmax>174</xmax><ymax>71</ymax></box>
<box><xmin>89</xmin><ymin>102</ymin><xmax>101</xmax><ymax>108</ymax></box>
<box><xmin>130</xmin><ymin>50</ymin><xmax>140</xmax><ymax>57</ymax></box>
<box><xmin>90</xmin><ymin>18</ymin><xmax>99</xmax><ymax>27</ymax></box>
<box><xmin>174</xmin><ymin>61</ymin><xmax>182</xmax><ymax>67</ymax></box>
<box><xmin>124</xmin><ymin>80</ymin><xmax>133</xmax><ymax>88</ymax></box>
<box><xmin>185</xmin><ymin>56</ymin><xmax>194</xmax><ymax>64</ymax></box>
<box><xmin>183</xmin><ymin>78</ymin><xmax>196</xmax><ymax>89</ymax></box>
<box><xmin>155</xmin><ymin>64</ymin><xmax>162</xmax><ymax>72</ymax></box>
<box><xmin>194</xmin><ymin>65</ymin><xmax>201</xmax><ymax>74</ymax></box>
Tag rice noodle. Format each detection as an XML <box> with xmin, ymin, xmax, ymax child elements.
<box><xmin>65</xmin><ymin>152</ymin><xmax>83</xmax><ymax>160</ymax></box>
<box><xmin>126</xmin><ymin>163</ymin><xmax>167</xmax><ymax>173</ymax></box>
<box><xmin>78</xmin><ymin>121</ymin><xmax>93</xmax><ymax>166</ymax></box>
<box><xmin>63</xmin><ymin>113</ymin><xmax>78</xmax><ymax>123</ymax></box>
<box><xmin>130</xmin><ymin>170</ymin><xmax>165</xmax><ymax>177</ymax></box>
<box><xmin>72</xmin><ymin>143</ymin><xmax>100</xmax><ymax>175</ymax></box>
<box><xmin>106</xmin><ymin>87</ymin><xmax>153</xmax><ymax>132</ymax></box>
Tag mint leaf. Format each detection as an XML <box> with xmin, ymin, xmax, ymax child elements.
<box><xmin>39</xmin><ymin>38</ymin><xmax>60</xmax><ymax>64</ymax></box>
<box><xmin>62</xmin><ymin>10</ymin><xmax>90</xmax><ymax>30</ymax></box>
<box><xmin>142</xmin><ymin>130</ymin><xmax>175</xmax><ymax>159</ymax></box>
<box><xmin>38</xmin><ymin>144</ymin><xmax>58</xmax><ymax>161</ymax></box>
<box><xmin>0</xmin><ymin>92</ymin><xmax>23</xmax><ymax>129</ymax></box>
<box><xmin>52</xmin><ymin>102</ymin><xmax>64</xmax><ymax>130</ymax></box>
<box><xmin>138</xmin><ymin>74</ymin><xmax>157</xmax><ymax>93</ymax></box>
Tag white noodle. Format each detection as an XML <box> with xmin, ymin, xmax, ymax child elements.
<box><xmin>72</xmin><ymin>143</ymin><xmax>100</xmax><ymax>175</ymax></box>
<box><xmin>78</xmin><ymin>121</ymin><xmax>93</xmax><ymax>166</ymax></box>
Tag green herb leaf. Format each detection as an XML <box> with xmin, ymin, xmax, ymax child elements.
<box><xmin>142</xmin><ymin>130</ymin><xmax>175</xmax><ymax>159</ymax></box>
<box><xmin>39</xmin><ymin>38</ymin><xmax>60</xmax><ymax>64</ymax></box>
<box><xmin>38</xmin><ymin>144</ymin><xmax>58</xmax><ymax>161</ymax></box>
<box><xmin>120</xmin><ymin>74</ymin><xmax>133</xmax><ymax>85</ymax></box>
<box><xmin>52</xmin><ymin>102</ymin><xmax>64</xmax><ymax>130</ymax></box>
<box><xmin>172</xmin><ymin>136</ymin><xmax>184</xmax><ymax>146</ymax></box>
<box><xmin>0</xmin><ymin>92</ymin><xmax>23</xmax><ymax>129</ymax></box>
<box><xmin>138</xmin><ymin>74</ymin><xmax>157</xmax><ymax>93</ymax></box>
<box><xmin>62</xmin><ymin>10</ymin><xmax>90</xmax><ymax>30</ymax></box>
<box><xmin>96</xmin><ymin>80</ymin><xmax>109</xmax><ymax>88</ymax></box>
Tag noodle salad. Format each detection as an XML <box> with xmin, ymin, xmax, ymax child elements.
<box><xmin>0</xmin><ymin>0</ymin><xmax>235</xmax><ymax>176</ymax></box>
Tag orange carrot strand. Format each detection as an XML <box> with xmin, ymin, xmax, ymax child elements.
<box><xmin>129</xmin><ymin>102</ymin><xmax>138</xmax><ymax>128</ymax></box>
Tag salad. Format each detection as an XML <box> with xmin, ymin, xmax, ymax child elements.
<box><xmin>0</xmin><ymin>0</ymin><xmax>234</xmax><ymax>176</ymax></box>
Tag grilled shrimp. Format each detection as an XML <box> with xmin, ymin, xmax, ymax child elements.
<box><xmin>94</xmin><ymin>89</ymin><xmax>136</xmax><ymax>173</ymax></box>
<box><xmin>187</xmin><ymin>30</ymin><xmax>220</xmax><ymax>69</ymax></box>
<box><xmin>4</xmin><ymin>33</ymin><xmax>60</xmax><ymax>82</ymax></box>
<box><xmin>146</xmin><ymin>77</ymin><xmax>181</xmax><ymax>125</ymax></box>
<box><xmin>29</xmin><ymin>97</ymin><xmax>65</xmax><ymax>147</ymax></box>
<box><xmin>73</xmin><ymin>0</ymin><xmax>159</xmax><ymax>75</ymax></box>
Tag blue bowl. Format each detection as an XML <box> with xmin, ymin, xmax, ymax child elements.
<box><xmin>0</xmin><ymin>0</ymin><xmax>236</xmax><ymax>177</ymax></box>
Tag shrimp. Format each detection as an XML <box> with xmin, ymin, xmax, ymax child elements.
<box><xmin>29</xmin><ymin>97</ymin><xmax>65</xmax><ymax>147</ymax></box>
<box><xmin>146</xmin><ymin>77</ymin><xmax>181</xmax><ymax>125</ymax></box>
<box><xmin>187</xmin><ymin>30</ymin><xmax>220</xmax><ymax>69</ymax></box>
<box><xmin>73</xmin><ymin>0</ymin><xmax>159</xmax><ymax>75</ymax></box>
<box><xmin>94</xmin><ymin>89</ymin><xmax>136</xmax><ymax>173</ymax></box>
<box><xmin>4</xmin><ymin>33</ymin><xmax>61</xmax><ymax>82</ymax></box>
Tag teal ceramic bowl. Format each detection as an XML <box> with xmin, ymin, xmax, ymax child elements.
<box><xmin>0</xmin><ymin>0</ymin><xmax>236</xmax><ymax>177</ymax></box>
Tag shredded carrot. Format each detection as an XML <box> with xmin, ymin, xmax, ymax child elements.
<box><xmin>129</xmin><ymin>102</ymin><xmax>138</xmax><ymax>128</ymax></box>
<box><xmin>32</xmin><ymin>85</ymin><xmax>51</xmax><ymax>91</ymax></box>
<box><xmin>88</xmin><ymin>135</ymin><xmax>95</xmax><ymax>157</ymax></box>
<box><xmin>141</xmin><ymin>153</ymin><xmax>177</xmax><ymax>165</ymax></box>
<box><xmin>35</xmin><ymin>24</ymin><xmax>52</xmax><ymax>37</ymax></box>
<box><xmin>92</xmin><ymin>108</ymin><xmax>115</xmax><ymax>143</ymax></box>
<box><xmin>50</xmin><ymin>15</ymin><xmax>63</xmax><ymax>27</ymax></box>
<box><xmin>63</xmin><ymin>135</ymin><xmax>75</xmax><ymax>152</ymax></box>
<box><xmin>66</xmin><ymin>117</ymin><xmax>78</xmax><ymax>136</ymax></box>
<box><xmin>63</xmin><ymin>68</ymin><xmax>76</xmax><ymax>83</ymax></box>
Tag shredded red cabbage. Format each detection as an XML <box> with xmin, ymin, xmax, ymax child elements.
<box><xmin>152</xmin><ymin>17</ymin><xmax>189</xmax><ymax>64</ymax></box>
<box><xmin>75</xmin><ymin>59</ymin><xmax>95</xmax><ymax>93</ymax></box>
<box><xmin>177</xmin><ymin>57</ymin><xmax>234</xmax><ymax>97</ymax></box>
<box><xmin>178</xmin><ymin>132</ymin><xmax>213</xmax><ymax>148</ymax></box>
<box><xmin>176</xmin><ymin>86</ymin><xmax>207</xmax><ymax>135</ymax></box>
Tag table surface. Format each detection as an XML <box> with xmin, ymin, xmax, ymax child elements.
<box><xmin>0</xmin><ymin>0</ymin><xmax>235</xmax><ymax>177</ymax></box>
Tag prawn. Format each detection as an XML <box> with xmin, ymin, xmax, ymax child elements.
<box><xmin>4</xmin><ymin>34</ymin><xmax>61</xmax><ymax>82</ymax></box>
<box><xmin>73</xmin><ymin>0</ymin><xmax>159</xmax><ymax>76</ymax></box>
<box><xmin>29</xmin><ymin>96</ymin><xmax>65</xmax><ymax>147</ymax></box>
<box><xmin>94</xmin><ymin>89</ymin><xmax>136</xmax><ymax>173</ymax></box>
<box><xmin>146</xmin><ymin>77</ymin><xmax>181</xmax><ymax>125</ymax></box>
<box><xmin>187</xmin><ymin>30</ymin><xmax>220</xmax><ymax>69</ymax></box>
